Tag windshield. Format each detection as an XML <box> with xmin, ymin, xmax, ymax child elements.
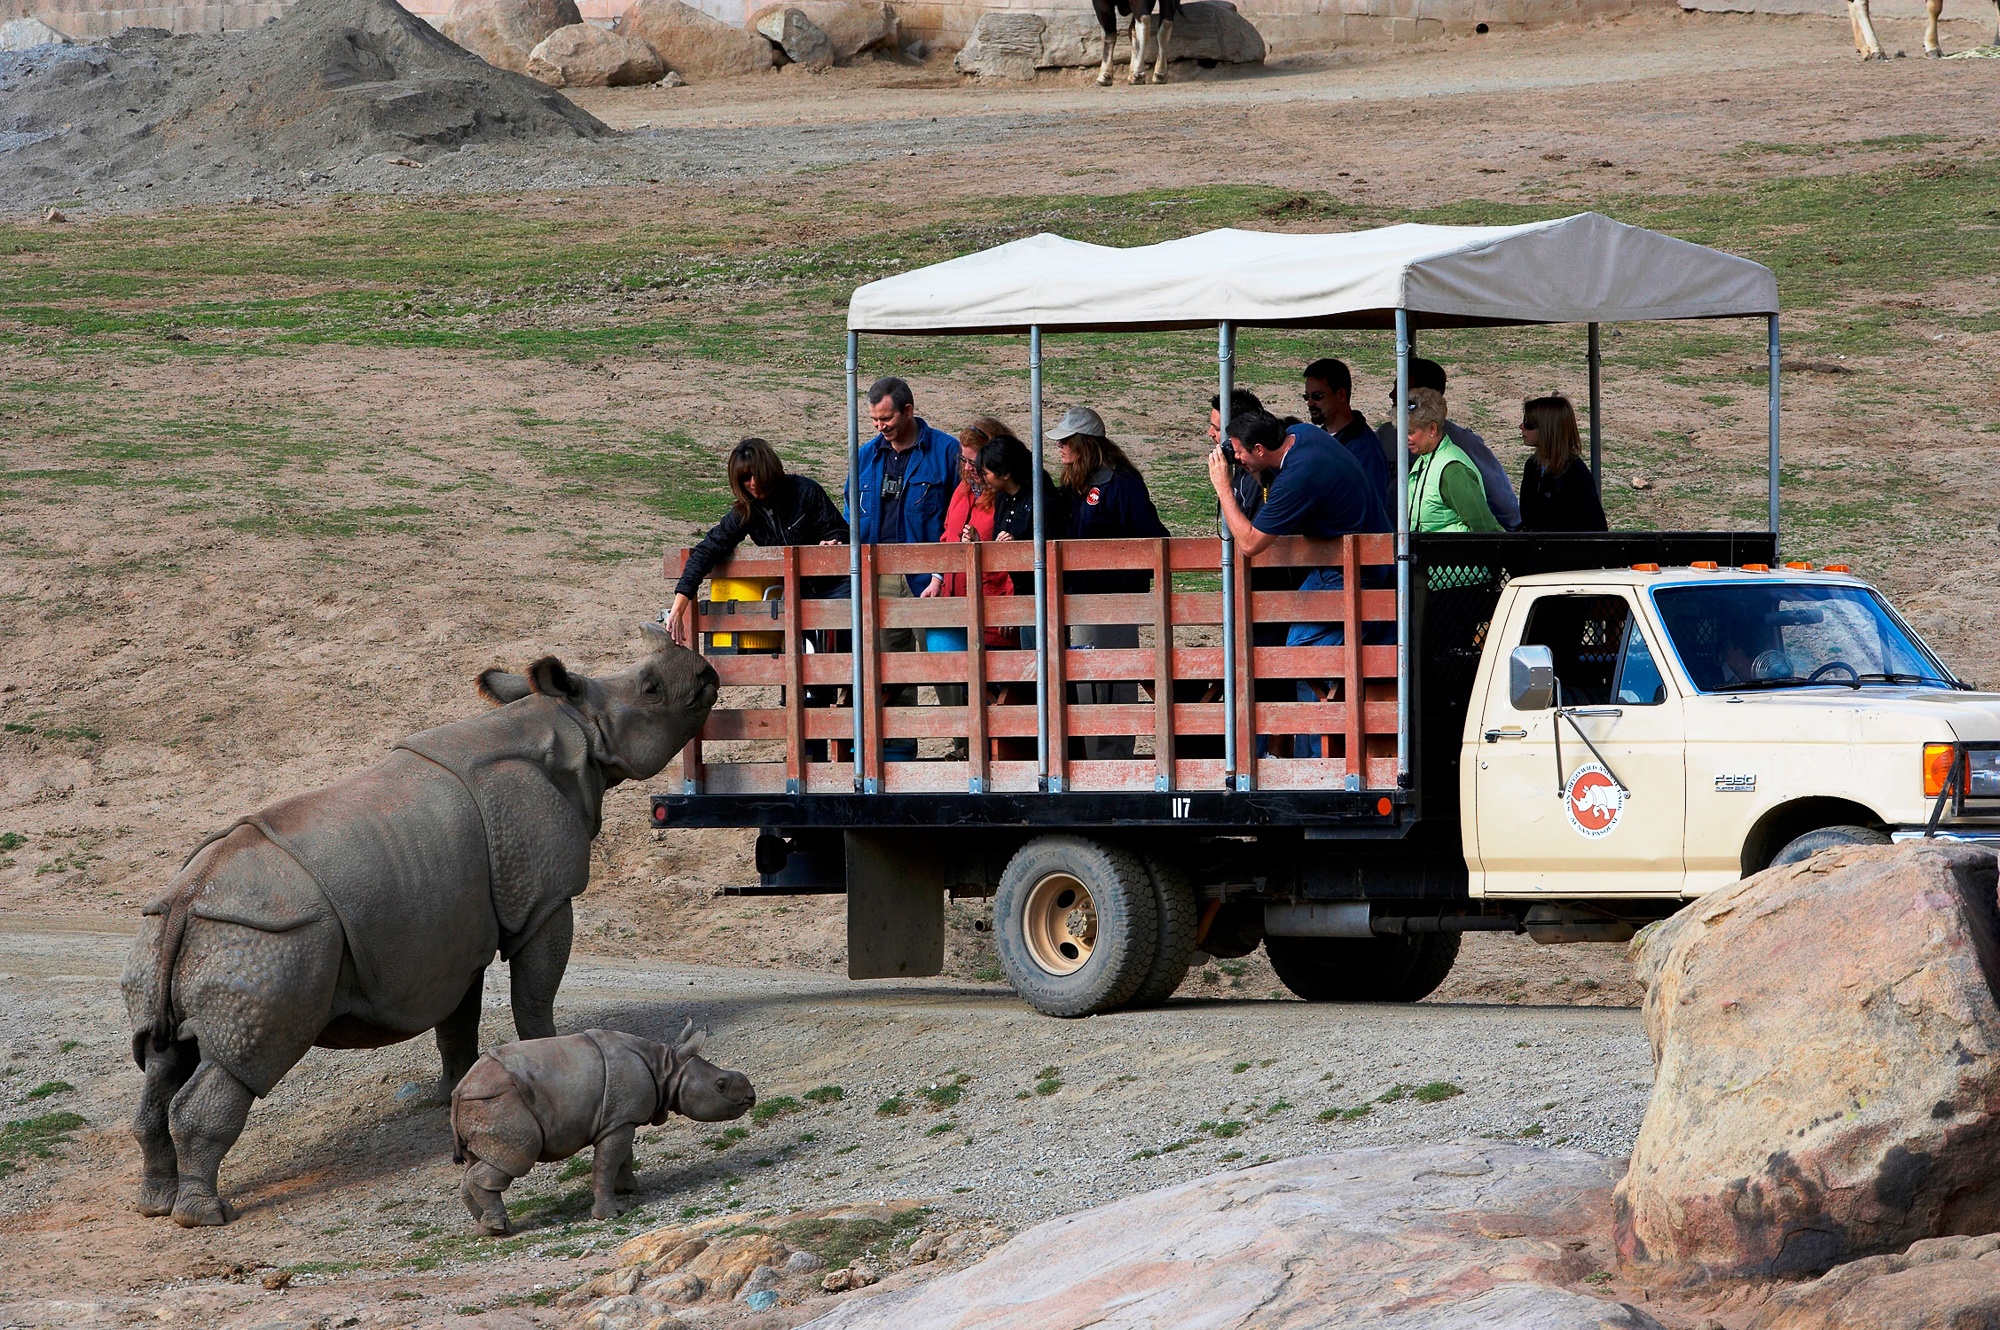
<box><xmin>1652</xmin><ymin>583</ymin><xmax>1955</xmax><ymax>693</ymax></box>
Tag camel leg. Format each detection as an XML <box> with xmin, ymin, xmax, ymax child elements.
<box><xmin>461</xmin><ymin>1158</ymin><xmax>515</xmax><ymax>1236</ymax></box>
<box><xmin>591</xmin><ymin>1124</ymin><xmax>636</xmax><ymax>1219</ymax></box>
<box><xmin>509</xmin><ymin>901</ymin><xmax>572</xmax><ymax>1042</ymax></box>
<box><xmin>1991</xmin><ymin>0</ymin><xmax>1998</xmax><ymax>46</ymax></box>
<box><xmin>1096</xmin><ymin>15</ymin><xmax>1119</xmax><ymax>84</ymax></box>
<box><xmin>1925</xmin><ymin>0</ymin><xmax>1944</xmax><ymax>52</ymax></box>
<box><xmin>1849</xmin><ymin>0</ymin><xmax>1887</xmax><ymax>56</ymax></box>
<box><xmin>167</xmin><ymin>1057</ymin><xmax>255</xmax><ymax>1227</ymax></box>
<box><xmin>1153</xmin><ymin>17</ymin><xmax>1173</xmax><ymax>82</ymax></box>
<box><xmin>132</xmin><ymin>1037</ymin><xmax>198</xmax><ymax>1217</ymax></box>
<box><xmin>434</xmin><ymin>966</ymin><xmax>486</xmax><ymax>1095</ymax></box>
<box><xmin>1131</xmin><ymin>13</ymin><xmax>1151</xmax><ymax>82</ymax></box>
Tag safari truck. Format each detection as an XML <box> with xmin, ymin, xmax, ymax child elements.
<box><xmin>650</xmin><ymin>215</ymin><xmax>2000</xmax><ymax>1017</ymax></box>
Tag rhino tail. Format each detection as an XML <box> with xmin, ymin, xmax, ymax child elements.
<box><xmin>141</xmin><ymin>822</ymin><xmax>247</xmax><ymax>1062</ymax></box>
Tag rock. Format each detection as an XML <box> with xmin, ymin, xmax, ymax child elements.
<box><xmin>744</xmin><ymin>1289</ymin><xmax>780</xmax><ymax>1311</ymax></box>
<box><xmin>953</xmin><ymin>0</ymin><xmax>1260</xmax><ymax>77</ymax></box>
<box><xmin>906</xmin><ymin>1232</ymin><xmax>940</xmax><ymax>1263</ymax></box>
<box><xmin>844</xmin><ymin>1262</ymin><xmax>878</xmax><ymax>1288</ymax></box>
<box><xmin>1749</xmin><ymin>1232</ymin><xmax>2000</xmax><ymax>1330</ymax></box>
<box><xmin>821</xmin><ymin>1268</ymin><xmax>854</xmax><ymax>1292</ymax></box>
<box><xmin>638</xmin><ymin>1236</ymin><xmax>709</xmax><ymax>1276</ymax></box>
<box><xmin>260</xmin><ymin>1269</ymin><xmax>292</xmax><ymax>1290</ymax></box>
<box><xmin>1616</xmin><ymin>843</ymin><xmax>2000</xmax><ymax>1280</ymax></box>
<box><xmin>685</xmin><ymin>1233</ymin><xmax>791</xmax><ymax>1300</ymax></box>
<box><xmin>658</xmin><ymin>69</ymin><xmax>685</xmax><ymax>85</ymax></box>
<box><xmin>796</xmin><ymin>1147</ymin><xmax>1657</xmax><ymax>1329</ymax></box>
<box><xmin>638</xmin><ymin>1270</ymin><xmax>703</xmax><ymax>1303</ymax></box>
<box><xmin>526</xmin><ymin>22</ymin><xmax>665</xmax><ymax>86</ymax></box>
<box><xmin>738</xmin><ymin>1264</ymin><xmax>781</xmax><ymax>1298</ymax></box>
<box><xmin>0</xmin><ymin>16</ymin><xmax>70</xmax><ymax>50</ymax></box>
<box><xmin>440</xmin><ymin>0</ymin><xmax>583</xmax><ymax>73</ymax></box>
<box><xmin>615</xmin><ymin>0</ymin><xmax>773</xmax><ymax>80</ymax></box>
<box><xmin>754</xmin><ymin>7</ymin><xmax>833</xmax><ymax>68</ymax></box>
<box><xmin>573</xmin><ymin>1293</ymin><xmax>679</xmax><ymax>1330</ymax></box>
<box><xmin>40</xmin><ymin>207</ymin><xmax>66</xmax><ymax>224</ymax></box>
<box><xmin>784</xmin><ymin>1249</ymin><xmax>825</xmax><ymax>1274</ymax></box>
<box><xmin>747</xmin><ymin>0</ymin><xmax>895</xmax><ymax>60</ymax></box>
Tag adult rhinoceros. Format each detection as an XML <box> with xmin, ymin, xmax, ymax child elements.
<box><xmin>119</xmin><ymin>625</ymin><xmax>716</xmax><ymax>1226</ymax></box>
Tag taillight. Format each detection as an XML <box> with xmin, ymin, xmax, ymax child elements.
<box><xmin>1924</xmin><ymin>743</ymin><xmax>1962</xmax><ymax>798</ymax></box>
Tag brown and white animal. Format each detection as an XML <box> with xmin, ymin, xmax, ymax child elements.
<box><xmin>119</xmin><ymin>625</ymin><xmax>717</xmax><ymax>1227</ymax></box>
<box><xmin>1847</xmin><ymin>0</ymin><xmax>1998</xmax><ymax>57</ymax></box>
<box><xmin>1094</xmin><ymin>0</ymin><xmax>1179</xmax><ymax>84</ymax></box>
<box><xmin>451</xmin><ymin>1023</ymin><xmax>755</xmax><ymax>1234</ymax></box>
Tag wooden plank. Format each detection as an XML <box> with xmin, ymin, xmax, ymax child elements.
<box><xmin>1171</xmin><ymin>702</ymin><xmax>1228</xmax><ymax>735</ymax></box>
<box><xmin>988</xmin><ymin>760</ymin><xmax>1040</xmax><ymax>793</ymax></box>
<box><xmin>782</xmin><ymin>546</ymin><xmax>805</xmax><ymax>790</ymax></box>
<box><xmin>860</xmin><ymin>542</ymin><xmax>883</xmax><ymax>787</ymax></box>
<box><xmin>965</xmin><ymin>540</ymin><xmax>989</xmax><ymax>788</ymax></box>
<box><xmin>701</xmin><ymin>710</ymin><xmax>788</xmax><ymax>741</ymax></box>
<box><xmin>1172</xmin><ymin>758</ymin><xmax>1225</xmax><ymax>788</ymax></box>
<box><xmin>1232</xmin><ymin>538</ymin><xmax>1255</xmax><ymax>790</ymax></box>
<box><xmin>1057</xmin><ymin>593</ymin><xmax>1156</xmax><ymax>625</ymax></box>
<box><xmin>1046</xmin><ymin>539</ymin><xmax>1068</xmax><ymax>791</ymax></box>
<box><xmin>708</xmin><ymin>657</ymin><xmax>784</xmax><ymax>686</ymax></box>
<box><xmin>881</xmin><ymin>708</ymin><xmax>969</xmax><ymax>740</ymax></box>
<box><xmin>1053</xmin><ymin>648</ymin><xmax>1156</xmax><ymax>683</ymax></box>
<box><xmin>1342</xmin><ymin>535</ymin><xmax>1364</xmax><ymax>782</ymax></box>
<box><xmin>1152</xmin><ymin>538</ymin><xmax>1173</xmax><ymax>791</ymax></box>
<box><xmin>1064</xmin><ymin>704</ymin><xmax>1159</xmax><ymax>737</ymax></box>
<box><xmin>880</xmin><ymin>762</ymin><xmax>978</xmax><ymax>793</ymax></box>
<box><xmin>1068</xmin><ymin>760</ymin><xmax>1164</xmax><ymax>792</ymax></box>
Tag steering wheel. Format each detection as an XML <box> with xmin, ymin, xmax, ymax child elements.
<box><xmin>1808</xmin><ymin>660</ymin><xmax>1859</xmax><ymax>684</ymax></box>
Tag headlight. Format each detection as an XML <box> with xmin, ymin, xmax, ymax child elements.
<box><xmin>1924</xmin><ymin>744</ymin><xmax>2000</xmax><ymax>798</ymax></box>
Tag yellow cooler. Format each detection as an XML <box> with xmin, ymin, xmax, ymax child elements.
<box><xmin>704</xmin><ymin>577</ymin><xmax>784</xmax><ymax>653</ymax></box>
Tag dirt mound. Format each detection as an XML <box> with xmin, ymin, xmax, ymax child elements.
<box><xmin>0</xmin><ymin>0</ymin><xmax>604</xmax><ymax>203</ymax></box>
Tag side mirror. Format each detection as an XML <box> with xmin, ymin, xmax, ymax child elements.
<box><xmin>1509</xmin><ymin>645</ymin><xmax>1555</xmax><ymax>711</ymax></box>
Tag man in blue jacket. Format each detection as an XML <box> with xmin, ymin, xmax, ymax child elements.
<box><xmin>846</xmin><ymin>376</ymin><xmax>958</xmax><ymax>761</ymax></box>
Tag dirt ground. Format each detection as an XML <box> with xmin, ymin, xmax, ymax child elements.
<box><xmin>1</xmin><ymin>8</ymin><xmax>1997</xmax><ymax>1327</ymax></box>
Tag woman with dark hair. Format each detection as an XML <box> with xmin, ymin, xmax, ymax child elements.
<box><xmin>978</xmin><ymin>433</ymin><xmax>1066</xmax><ymax>596</ymax></box>
<box><xmin>1517</xmin><ymin>395</ymin><xmax>1608</xmax><ymax>533</ymax></box>
<box><xmin>665</xmin><ymin>437</ymin><xmax>848</xmax><ymax>647</ymax></box>
<box><xmin>921</xmin><ymin>416</ymin><xmax>1014</xmax><ymax>603</ymax></box>
<box><xmin>1047</xmin><ymin>407</ymin><xmax>1168</xmax><ymax>760</ymax></box>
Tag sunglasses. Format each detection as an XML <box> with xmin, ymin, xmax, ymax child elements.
<box><xmin>1302</xmin><ymin>391</ymin><xmax>1328</xmax><ymax>403</ymax></box>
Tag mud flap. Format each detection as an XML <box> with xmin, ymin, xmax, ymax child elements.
<box><xmin>845</xmin><ymin>831</ymin><xmax>951</xmax><ymax>980</ymax></box>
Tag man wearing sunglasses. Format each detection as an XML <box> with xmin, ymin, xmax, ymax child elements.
<box><xmin>1295</xmin><ymin>357</ymin><xmax>1390</xmax><ymax>517</ymax></box>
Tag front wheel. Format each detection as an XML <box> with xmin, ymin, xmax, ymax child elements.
<box><xmin>1770</xmin><ymin>823</ymin><xmax>1889</xmax><ymax>868</ymax></box>
<box><xmin>1265</xmin><ymin>933</ymin><xmax>1461</xmax><ymax>1003</ymax></box>
<box><xmin>994</xmin><ymin>836</ymin><xmax>1158</xmax><ymax>1018</ymax></box>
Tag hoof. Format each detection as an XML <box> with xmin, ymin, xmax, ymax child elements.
<box><xmin>137</xmin><ymin>1176</ymin><xmax>178</xmax><ymax>1218</ymax></box>
<box><xmin>1924</xmin><ymin>46</ymin><xmax>1942</xmax><ymax>56</ymax></box>
<box><xmin>171</xmin><ymin>1192</ymin><xmax>232</xmax><ymax>1227</ymax></box>
<box><xmin>1095</xmin><ymin>70</ymin><xmax>1112</xmax><ymax>85</ymax></box>
<box><xmin>591</xmin><ymin>1196</ymin><xmax>632</xmax><ymax>1220</ymax></box>
<box><xmin>475</xmin><ymin>1216</ymin><xmax>511</xmax><ymax>1237</ymax></box>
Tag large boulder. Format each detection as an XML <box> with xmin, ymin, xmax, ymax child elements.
<box><xmin>526</xmin><ymin>21</ymin><xmax>665</xmax><ymax>85</ymax></box>
<box><xmin>953</xmin><ymin>0</ymin><xmax>1260</xmax><ymax>78</ymax></box>
<box><xmin>440</xmin><ymin>0</ymin><xmax>582</xmax><ymax>73</ymax></box>
<box><xmin>753</xmin><ymin>6</ymin><xmax>833</xmax><ymax>67</ymax></box>
<box><xmin>0</xmin><ymin>16</ymin><xmax>71</xmax><ymax>50</ymax></box>
<box><xmin>1616</xmin><ymin>843</ymin><xmax>2000</xmax><ymax>1280</ymax></box>
<box><xmin>748</xmin><ymin>0</ymin><xmax>896</xmax><ymax>60</ymax></box>
<box><xmin>615</xmin><ymin>0</ymin><xmax>773</xmax><ymax>79</ymax></box>
<box><xmin>801</xmin><ymin>1145</ymin><xmax>1663</xmax><ymax>1329</ymax></box>
<box><xmin>1750</xmin><ymin>1232</ymin><xmax>2000</xmax><ymax>1330</ymax></box>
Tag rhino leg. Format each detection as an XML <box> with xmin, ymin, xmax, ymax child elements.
<box><xmin>133</xmin><ymin>1036</ymin><xmax>198</xmax><ymax>1216</ymax></box>
<box><xmin>434</xmin><ymin>967</ymin><xmax>486</xmax><ymax>1095</ymax></box>
<box><xmin>591</xmin><ymin>1124</ymin><xmax>636</xmax><ymax>1219</ymax></box>
<box><xmin>461</xmin><ymin>1157</ymin><xmax>515</xmax><ymax>1236</ymax></box>
<box><xmin>168</xmin><ymin>1057</ymin><xmax>255</xmax><ymax>1227</ymax></box>
<box><xmin>509</xmin><ymin>901</ymin><xmax>572</xmax><ymax>1041</ymax></box>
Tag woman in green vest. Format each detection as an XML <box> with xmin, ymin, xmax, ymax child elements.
<box><xmin>1406</xmin><ymin>387</ymin><xmax>1501</xmax><ymax>533</ymax></box>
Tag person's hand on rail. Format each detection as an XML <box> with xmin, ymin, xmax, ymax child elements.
<box><xmin>666</xmin><ymin>593</ymin><xmax>698</xmax><ymax>647</ymax></box>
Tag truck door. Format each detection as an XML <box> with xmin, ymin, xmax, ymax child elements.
<box><xmin>1472</xmin><ymin>591</ymin><xmax>1687</xmax><ymax>896</ymax></box>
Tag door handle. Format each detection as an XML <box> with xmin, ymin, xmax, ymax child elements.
<box><xmin>1562</xmin><ymin>707</ymin><xmax>1624</xmax><ymax>718</ymax></box>
<box><xmin>1484</xmin><ymin>727</ymin><xmax>1528</xmax><ymax>742</ymax></box>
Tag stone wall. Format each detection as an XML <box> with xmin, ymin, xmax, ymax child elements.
<box><xmin>3</xmin><ymin>0</ymin><xmax>1678</xmax><ymax>50</ymax></box>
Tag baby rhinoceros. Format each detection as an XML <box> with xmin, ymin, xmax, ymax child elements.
<box><xmin>450</xmin><ymin>1022</ymin><xmax>754</xmax><ymax>1234</ymax></box>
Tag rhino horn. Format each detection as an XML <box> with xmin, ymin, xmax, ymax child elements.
<box><xmin>526</xmin><ymin>656</ymin><xmax>583</xmax><ymax>702</ymax></box>
<box><xmin>476</xmin><ymin>670</ymin><xmax>532</xmax><ymax>705</ymax></box>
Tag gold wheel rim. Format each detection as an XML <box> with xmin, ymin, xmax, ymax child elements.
<box><xmin>1023</xmin><ymin>872</ymin><xmax>1097</xmax><ymax>976</ymax></box>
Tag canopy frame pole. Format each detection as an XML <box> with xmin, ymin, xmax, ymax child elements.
<box><xmin>1766</xmin><ymin>313</ymin><xmax>1780</xmax><ymax>551</ymax></box>
<box><xmin>1031</xmin><ymin>325</ymin><xmax>1054</xmax><ymax>793</ymax></box>
<box><xmin>846</xmin><ymin>330</ymin><xmax>866</xmax><ymax>793</ymax></box>
<box><xmin>1587</xmin><ymin>322</ymin><xmax>1603</xmax><ymax>490</ymax></box>
<box><xmin>1218</xmin><ymin>320</ymin><xmax>1240</xmax><ymax>793</ymax></box>
<box><xmin>1394</xmin><ymin>310</ymin><xmax>1412</xmax><ymax>788</ymax></box>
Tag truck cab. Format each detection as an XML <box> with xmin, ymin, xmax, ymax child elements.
<box><xmin>1464</xmin><ymin>563</ymin><xmax>2000</xmax><ymax>898</ymax></box>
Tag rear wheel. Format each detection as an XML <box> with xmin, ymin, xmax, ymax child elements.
<box><xmin>995</xmin><ymin>836</ymin><xmax>1158</xmax><ymax>1018</ymax></box>
<box><xmin>1125</xmin><ymin>854</ymin><xmax>1199</xmax><ymax>1008</ymax></box>
<box><xmin>1770</xmin><ymin>824</ymin><xmax>1890</xmax><ymax>868</ymax></box>
<box><xmin>1265</xmin><ymin>933</ymin><xmax>1461</xmax><ymax>1003</ymax></box>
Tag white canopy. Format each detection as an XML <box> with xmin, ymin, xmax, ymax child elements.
<box><xmin>847</xmin><ymin>212</ymin><xmax>1777</xmax><ymax>335</ymax></box>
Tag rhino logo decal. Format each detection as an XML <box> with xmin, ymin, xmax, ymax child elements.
<box><xmin>1565</xmin><ymin>764</ymin><xmax>1624</xmax><ymax>839</ymax></box>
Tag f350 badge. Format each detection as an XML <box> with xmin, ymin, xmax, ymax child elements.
<box><xmin>1565</xmin><ymin>763</ymin><xmax>1625</xmax><ymax>839</ymax></box>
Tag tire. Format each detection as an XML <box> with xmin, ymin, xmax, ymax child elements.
<box><xmin>1770</xmin><ymin>824</ymin><xmax>1890</xmax><ymax>868</ymax></box>
<box><xmin>1124</xmin><ymin>854</ymin><xmax>1199</xmax><ymax>1008</ymax></box>
<box><xmin>994</xmin><ymin>836</ymin><xmax>1159</xmax><ymax>1018</ymax></box>
<box><xmin>1199</xmin><ymin>899</ymin><xmax>1265</xmax><ymax>960</ymax></box>
<box><xmin>1265</xmin><ymin>932</ymin><xmax>1461</xmax><ymax>1003</ymax></box>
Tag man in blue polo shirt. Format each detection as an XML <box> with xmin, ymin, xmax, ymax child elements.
<box><xmin>1206</xmin><ymin>409</ymin><xmax>1387</xmax><ymax>759</ymax></box>
<box><xmin>1297</xmin><ymin>356</ymin><xmax>1392</xmax><ymax>518</ymax></box>
<box><xmin>845</xmin><ymin>376</ymin><xmax>958</xmax><ymax>761</ymax></box>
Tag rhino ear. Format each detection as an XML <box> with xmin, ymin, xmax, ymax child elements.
<box><xmin>527</xmin><ymin>656</ymin><xmax>583</xmax><ymax>702</ymax></box>
<box><xmin>477</xmin><ymin>670</ymin><xmax>532</xmax><ymax>705</ymax></box>
<box><xmin>641</xmin><ymin>620</ymin><xmax>672</xmax><ymax>647</ymax></box>
<box><xmin>674</xmin><ymin>1022</ymin><xmax>706</xmax><ymax>1064</ymax></box>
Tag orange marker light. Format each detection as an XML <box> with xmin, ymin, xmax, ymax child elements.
<box><xmin>1824</xmin><ymin>564</ymin><xmax>1852</xmax><ymax>573</ymax></box>
<box><xmin>1784</xmin><ymin>561</ymin><xmax>1815</xmax><ymax>571</ymax></box>
<box><xmin>1376</xmin><ymin>797</ymin><xmax>1393</xmax><ymax>816</ymax></box>
<box><xmin>1924</xmin><ymin>743</ymin><xmax>1963</xmax><ymax>798</ymax></box>
<box><xmin>1742</xmin><ymin>563</ymin><xmax>1770</xmax><ymax>572</ymax></box>
<box><xmin>1631</xmin><ymin>562</ymin><xmax>1660</xmax><ymax>573</ymax></box>
<box><xmin>1691</xmin><ymin>560</ymin><xmax>1720</xmax><ymax>571</ymax></box>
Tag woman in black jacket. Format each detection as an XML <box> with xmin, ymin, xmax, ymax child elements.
<box><xmin>1517</xmin><ymin>395</ymin><xmax>1608</xmax><ymax>533</ymax></box>
<box><xmin>665</xmin><ymin>438</ymin><xmax>848</xmax><ymax>647</ymax></box>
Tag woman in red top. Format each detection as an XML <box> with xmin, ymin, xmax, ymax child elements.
<box><xmin>921</xmin><ymin>417</ymin><xmax>1015</xmax><ymax>610</ymax></box>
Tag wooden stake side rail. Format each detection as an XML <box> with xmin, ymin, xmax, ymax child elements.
<box><xmin>666</xmin><ymin>535</ymin><xmax>1399</xmax><ymax>795</ymax></box>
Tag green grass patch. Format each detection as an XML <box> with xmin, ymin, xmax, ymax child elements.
<box><xmin>0</xmin><ymin>1111</ymin><xmax>86</xmax><ymax>1173</ymax></box>
<box><xmin>920</xmin><ymin>1074</ymin><xmax>971</xmax><ymax>1111</ymax></box>
<box><xmin>702</xmin><ymin>1126</ymin><xmax>750</xmax><ymax>1151</ymax></box>
<box><xmin>876</xmin><ymin>1095</ymin><xmax>908</xmax><ymax>1117</ymax></box>
<box><xmin>24</xmin><ymin>1081</ymin><xmax>72</xmax><ymax>1101</ymax></box>
<box><xmin>1412</xmin><ymin>1082</ymin><xmax>1464</xmax><ymax>1104</ymax></box>
<box><xmin>750</xmin><ymin>1096</ymin><xmax>804</xmax><ymax>1125</ymax></box>
<box><xmin>775</xmin><ymin>1207</ymin><xmax>929</xmax><ymax>1270</ymax></box>
<box><xmin>803</xmin><ymin>1085</ymin><xmax>844</xmax><ymax>1105</ymax></box>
